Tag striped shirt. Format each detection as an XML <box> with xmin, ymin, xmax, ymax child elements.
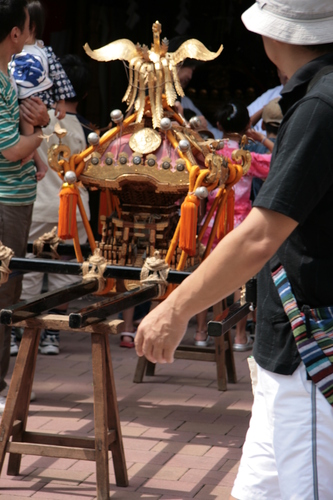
<box><xmin>0</xmin><ymin>70</ymin><xmax>36</xmax><ymax>205</ymax></box>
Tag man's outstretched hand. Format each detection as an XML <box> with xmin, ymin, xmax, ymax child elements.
<box><xmin>135</xmin><ymin>300</ymin><xmax>189</xmax><ymax>364</ymax></box>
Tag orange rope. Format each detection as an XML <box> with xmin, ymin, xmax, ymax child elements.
<box><xmin>166</xmin><ymin>130</ymin><xmax>193</xmax><ymax>173</ymax></box>
<box><xmin>74</xmin><ymin>113</ymin><xmax>137</xmax><ymax>164</ymax></box>
<box><xmin>203</xmin><ymin>189</ymin><xmax>228</xmax><ymax>258</ymax></box>
<box><xmin>165</xmin><ymin>219</ymin><xmax>181</xmax><ymax>266</ymax></box>
<box><xmin>164</xmin><ymin>104</ymin><xmax>186</xmax><ymax>126</ymax></box>
<box><xmin>72</xmin><ymin>225</ymin><xmax>83</xmax><ymax>263</ymax></box>
<box><xmin>177</xmin><ymin>250</ymin><xmax>188</xmax><ymax>271</ymax></box>
<box><xmin>197</xmin><ymin>187</ymin><xmax>224</xmax><ymax>242</ymax></box>
<box><xmin>76</xmin><ymin>187</ymin><xmax>96</xmax><ymax>253</ymax></box>
<box><xmin>202</xmin><ymin>164</ymin><xmax>244</xmax><ymax>259</ymax></box>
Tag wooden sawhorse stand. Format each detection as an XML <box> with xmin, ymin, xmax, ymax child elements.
<box><xmin>0</xmin><ymin>314</ymin><xmax>128</xmax><ymax>500</ymax></box>
<box><xmin>134</xmin><ymin>332</ymin><xmax>236</xmax><ymax>391</ymax></box>
<box><xmin>134</xmin><ymin>302</ymin><xmax>238</xmax><ymax>391</ymax></box>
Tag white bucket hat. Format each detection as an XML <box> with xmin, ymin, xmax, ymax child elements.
<box><xmin>242</xmin><ymin>0</ymin><xmax>333</xmax><ymax>45</ymax></box>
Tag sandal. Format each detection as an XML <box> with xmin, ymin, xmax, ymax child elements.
<box><xmin>233</xmin><ymin>334</ymin><xmax>254</xmax><ymax>352</ymax></box>
<box><xmin>120</xmin><ymin>331</ymin><xmax>136</xmax><ymax>348</ymax></box>
<box><xmin>194</xmin><ymin>331</ymin><xmax>211</xmax><ymax>347</ymax></box>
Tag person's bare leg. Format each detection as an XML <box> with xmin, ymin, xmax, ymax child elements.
<box><xmin>233</xmin><ymin>288</ymin><xmax>253</xmax><ymax>350</ymax></box>
<box><xmin>122</xmin><ymin>307</ymin><xmax>136</xmax><ymax>343</ymax></box>
<box><xmin>234</xmin><ymin>289</ymin><xmax>247</xmax><ymax>344</ymax></box>
<box><xmin>234</xmin><ymin>315</ymin><xmax>248</xmax><ymax>344</ymax></box>
<box><xmin>195</xmin><ymin>309</ymin><xmax>208</xmax><ymax>342</ymax></box>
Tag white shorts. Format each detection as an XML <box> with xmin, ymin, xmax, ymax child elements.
<box><xmin>231</xmin><ymin>362</ymin><xmax>333</xmax><ymax>500</ymax></box>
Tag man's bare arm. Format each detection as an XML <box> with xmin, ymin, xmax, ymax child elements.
<box><xmin>135</xmin><ymin>207</ymin><xmax>298</xmax><ymax>364</ymax></box>
<box><xmin>250</xmin><ymin>107</ymin><xmax>264</xmax><ymax>127</ymax></box>
<box><xmin>1</xmin><ymin>128</ymin><xmax>43</xmax><ymax>162</ymax></box>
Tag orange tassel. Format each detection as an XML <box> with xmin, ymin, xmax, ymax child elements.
<box><xmin>58</xmin><ymin>184</ymin><xmax>78</xmax><ymax>240</ymax></box>
<box><xmin>179</xmin><ymin>194</ymin><xmax>200</xmax><ymax>256</ymax></box>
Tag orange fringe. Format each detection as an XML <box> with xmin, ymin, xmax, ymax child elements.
<box><xmin>179</xmin><ymin>194</ymin><xmax>200</xmax><ymax>256</ymax></box>
<box><xmin>58</xmin><ymin>184</ymin><xmax>78</xmax><ymax>240</ymax></box>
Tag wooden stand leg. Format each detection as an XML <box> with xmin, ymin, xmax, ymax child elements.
<box><xmin>145</xmin><ymin>361</ymin><xmax>156</xmax><ymax>377</ymax></box>
<box><xmin>214</xmin><ymin>335</ymin><xmax>227</xmax><ymax>391</ymax></box>
<box><xmin>225</xmin><ymin>330</ymin><xmax>237</xmax><ymax>384</ymax></box>
<box><xmin>91</xmin><ymin>333</ymin><xmax>111</xmax><ymax>499</ymax></box>
<box><xmin>0</xmin><ymin>315</ymin><xmax>128</xmax><ymax>499</ymax></box>
<box><xmin>133</xmin><ymin>356</ymin><xmax>147</xmax><ymax>383</ymax></box>
<box><xmin>104</xmin><ymin>335</ymin><xmax>128</xmax><ymax>487</ymax></box>
<box><xmin>133</xmin><ymin>356</ymin><xmax>156</xmax><ymax>383</ymax></box>
<box><xmin>0</xmin><ymin>327</ymin><xmax>41</xmax><ymax>476</ymax></box>
<box><xmin>133</xmin><ymin>300</ymin><xmax>238</xmax><ymax>391</ymax></box>
<box><xmin>91</xmin><ymin>332</ymin><xmax>128</xmax><ymax>500</ymax></box>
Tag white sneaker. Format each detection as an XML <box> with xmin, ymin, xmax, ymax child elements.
<box><xmin>10</xmin><ymin>333</ymin><xmax>19</xmax><ymax>356</ymax></box>
<box><xmin>39</xmin><ymin>334</ymin><xmax>59</xmax><ymax>355</ymax></box>
<box><xmin>0</xmin><ymin>396</ymin><xmax>6</xmax><ymax>413</ymax></box>
<box><xmin>0</xmin><ymin>391</ymin><xmax>35</xmax><ymax>414</ymax></box>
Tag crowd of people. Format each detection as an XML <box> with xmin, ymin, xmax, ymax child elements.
<box><xmin>1</xmin><ymin>0</ymin><xmax>333</xmax><ymax>498</ymax></box>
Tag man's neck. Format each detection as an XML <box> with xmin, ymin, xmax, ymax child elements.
<box><xmin>276</xmin><ymin>42</ymin><xmax>331</xmax><ymax>80</ymax></box>
<box><xmin>25</xmin><ymin>34</ymin><xmax>35</xmax><ymax>45</ymax></box>
<box><xmin>0</xmin><ymin>42</ymin><xmax>11</xmax><ymax>74</ymax></box>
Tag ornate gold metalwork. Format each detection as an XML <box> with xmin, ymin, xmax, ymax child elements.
<box><xmin>145</xmin><ymin>154</ymin><xmax>157</xmax><ymax>167</ymax></box>
<box><xmin>81</xmin><ymin>160</ymin><xmax>189</xmax><ymax>193</ymax></box>
<box><xmin>48</xmin><ymin>143</ymin><xmax>71</xmax><ymax>172</ymax></box>
<box><xmin>84</xmin><ymin>21</ymin><xmax>223</xmax><ymax>128</ymax></box>
<box><xmin>204</xmin><ymin>153</ymin><xmax>229</xmax><ymax>186</ymax></box>
<box><xmin>54</xmin><ymin>122</ymin><xmax>67</xmax><ymax>141</ymax></box>
<box><xmin>128</xmin><ymin>128</ymin><xmax>162</xmax><ymax>154</ymax></box>
<box><xmin>46</xmin><ymin>22</ymin><xmax>251</xmax><ymax>274</ymax></box>
<box><xmin>231</xmin><ymin>149</ymin><xmax>252</xmax><ymax>175</ymax></box>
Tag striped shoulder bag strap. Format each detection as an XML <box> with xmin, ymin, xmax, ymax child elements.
<box><xmin>271</xmin><ymin>261</ymin><xmax>333</xmax><ymax>406</ymax></box>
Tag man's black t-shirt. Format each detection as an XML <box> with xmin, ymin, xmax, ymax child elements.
<box><xmin>253</xmin><ymin>53</ymin><xmax>333</xmax><ymax>375</ymax></box>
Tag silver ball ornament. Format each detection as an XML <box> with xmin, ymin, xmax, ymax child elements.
<box><xmin>64</xmin><ymin>171</ymin><xmax>77</xmax><ymax>184</ymax></box>
<box><xmin>194</xmin><ymin>186</ymin><xmax>209</xmax><ymax>199</ymax></box>
<box><xmin>178</xmin><ymin>139</ymin><xmax>190</xmax><ymax>152</ymax></box>
<box><xmin>189</xmin><ymin>116</ymin><xmax>201</xmax><ymax>129</ymax></box>
<box><xmin>110</xmin><ymin>109</ymin><xmax>124</xmax><ymax>123</ymax></box>
<box><xmin>160</xmin><ymin>117</ymin><xmax>171</xmax><ymax>130</ymax></box>
<box><xmin>87</xmin><ymin>132</ymin><xmax>100</xmax><ymax>146</ymax></box>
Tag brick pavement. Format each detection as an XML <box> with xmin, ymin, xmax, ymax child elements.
<box><xmin>0</xmin><ymin>299</ymin><xmax>253</xmax><ymax>499</ymax></box>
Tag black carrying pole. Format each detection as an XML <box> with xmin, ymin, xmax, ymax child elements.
<box><xmin>69</xmin><ymin>284</ymin><xmax>159</xmax><ymax>328</ymax></box>
<box><xmin>0</xmin><ymin>279</ymin><xmax>99</xmax><ymax>325</ymax></box>
<box><xmin>9</xmin><ymin>257</ymin><xmax>190</xmax><ymax>284</ymax></box>
<box><xmin>26</xmin><ymin>242</ymin><xmax>91</xmax><ymax>258</ymax></box>
<box><xmin>1</xmin><ymin>256</ymin><xmax>189</xmax><ymax>329</ymax></box>
<box><xmin>208</xmin><ymin>301</ymin><xmax>251</xmax><ymax>337</ymax></box>
<box><xmin>5</xmin><ymin>257</ymin><xmax>255</xmax><ymax>331</ymax></box>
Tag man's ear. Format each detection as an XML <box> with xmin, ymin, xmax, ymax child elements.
<box><xmin>10</xmin><ymin>27</ymin><xmax>20</xmax><ymax>45</ymax></box>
